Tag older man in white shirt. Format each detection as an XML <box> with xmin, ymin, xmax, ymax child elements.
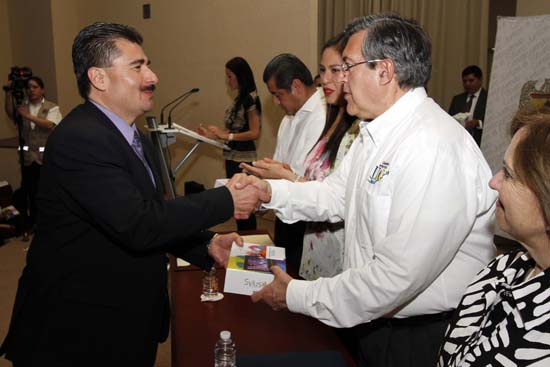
<box><xmin>235</xmin><ymin>13</ymin><xmax>496</xmax><ymax>367</ymax></box>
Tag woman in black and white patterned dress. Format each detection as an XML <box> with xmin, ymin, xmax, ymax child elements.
<box><xmin>438</xmin><ymin>111</ymin><xmax>550</xmax><ymax>366</ymax></box>
<box><xmin>197</xmin><ymin>57</ymin><xmax>261</xmax><ymax>231</ymax></box>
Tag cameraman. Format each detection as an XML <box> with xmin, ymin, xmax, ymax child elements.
<box><xmin>4</xmin><ymin>76</ymin><xmax>62</xmax><ymax>234</ymax></box>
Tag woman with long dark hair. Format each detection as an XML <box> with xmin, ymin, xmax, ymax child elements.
<box><xmin>199</xmin><ymin>57</ymin><xmax>261</xmax><ymax>230</ymax></box>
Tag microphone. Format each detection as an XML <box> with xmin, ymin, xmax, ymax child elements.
<box><xmin>160</xmin><ymin>88</ymin><xmax>200</xmax><ymax>126</ymax></box>
<box><xmin>167</xmin><ymin>88</ymin><xmax>199</xmax><ymax>129</ymax></box>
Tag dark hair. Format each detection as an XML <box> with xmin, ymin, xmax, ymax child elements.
<box><xmin>28</xmin><ymin>76</ymin><xmax>44</xmax><ymax>89</ymax></box>
<box><xmin>317</xmin><ymin>32</ymin><xmax>356</xmax><ymax>166</ymax></box>
<box><xmin>322</xmin><ymin>32</ymin><xmax>347</xmax><ymax>54</ymax></box>
<box><xmin>225</xmin><ymin>57</ymin><xmax>262</xmax><ymax>118</ymax></box>
<box><xmin>262</xmin><ymin>53</ymin><xmax>313</xmax><ymax>91</ymax></box>
<box><xmin>344</xmin><ymin>12</ymin><xmax>432</xmax><ymax>89</ymax></box>
<box><xmin>510</xmin><ymin>111</ymin><xmax>550</xmax><ymax>229</ymax></box>
<box><xmin>323</xmin><ymin>107</ymin><xmax>356</xmax><ymax>166</ymax></box>
<box><xmin>462</xmin><ymin>65</ymin><xmax>483</xmax><ymax>79</ymax></box>
<box><xmin>72</xmin><ymin>22</ymin><xmax>143</xmax><ymax>99</ymax></box>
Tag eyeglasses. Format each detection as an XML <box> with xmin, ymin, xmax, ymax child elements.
<box><xmin>341</xmin><ymin>59</ymin><xmax>384</xmax><ymax>72</ymax></box>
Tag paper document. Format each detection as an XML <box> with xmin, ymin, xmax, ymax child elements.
<box><xmin>172</xmin><ymin>123</ymin><xmax>229</xmax><ymax>150</ymax></box>
<box><xmin>452</xmin><ymin>112</ymin><xmax>470</xmax><ymax>126</ymax></box>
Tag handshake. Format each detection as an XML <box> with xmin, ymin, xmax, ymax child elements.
<box><xmin>225</xmin><ymin>174</ymin><xmax>273</xmax><ymax>219</ymax></box>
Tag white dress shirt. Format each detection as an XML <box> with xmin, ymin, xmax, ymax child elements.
<box><xmin>265</xmin><ymin>87</ymin><xmax>497</xmax><ymax>328</ymax></box>
<box><xmin>272</xmin><ymin>88</ymin><xmax>326</xmax><ymax>175</ymax></box>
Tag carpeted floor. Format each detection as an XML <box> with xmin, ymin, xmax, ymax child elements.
<box><xmin>0</xmin><ymin>234</ymin><xmax>174</xmax><ymax>367</ymax></box>
<box><xmin>0</xmin><ymin>236</ymin><xmax>29</xmax><ymax>367</ymax></box>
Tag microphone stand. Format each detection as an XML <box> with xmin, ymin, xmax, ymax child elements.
<box><xmin>7</xmin><ymin>93</ymin><xmax>29</xmax><ymax>232</ymax></box>
<box><xmin>146</xmin><ymin>116</ymin><xmax>176</xmax><ymax>198</ymax></box>
<box><xmin>146</xmin><ymin>117</ymin><xmax>227</xmax><ymax>198</ymax></box>
<box><xmin>167</xmin><ymin>90</ymin><xmax>197</xmax><ymax>129</ymax></box>
<box><xmin>146</xmin><ymin>88</ymin><xmax>200</xmax><ymax>196</ymax></box>
<box><xmin>159</xmin><ymin>88</ymin><xmax>198</xmax><ymax>126</ymax></box>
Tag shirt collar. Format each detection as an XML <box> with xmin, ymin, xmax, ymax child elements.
<box><xmin>296</xmin><ymin>87</ymin><xmax>324</xmax><ymax>114</ymax></box>
<box><xmin>89</xmin><ymin>99</ymin><xmax>137</xmax><ymax>146</ymax></box>
<box><xmin>359</xmin><ymin>87</ymin><xmax>427</xmax><ymax>147</ymax></box>
<box><xmin>505</xmin><ymin>252</ymin><xmax>550</xmax><ymax>328</ymax></box>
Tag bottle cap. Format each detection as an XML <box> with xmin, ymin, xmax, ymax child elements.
<box><xmin>220</xmin><ymin>330</ymin><xmax>231</xmax><ymax>340</ymax></box>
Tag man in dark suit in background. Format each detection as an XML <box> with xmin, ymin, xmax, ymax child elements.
<box><xmin>0</xmin><ymin>22</ymin><xmax>257</xmax><ymax>367</ymax></box>
<box><xmin>448</xmin><ymin>65</ymin><xmax>487</xmax><ymax>146</ymax></box>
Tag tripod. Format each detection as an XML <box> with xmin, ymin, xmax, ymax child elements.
<box><xmin>8</xmin><ymin>96</ymin><xmax>33</xmax><ymax>236</ymax></box>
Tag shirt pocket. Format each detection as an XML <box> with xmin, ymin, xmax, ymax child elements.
<box><xmin>360</xmin><ymin>189</ymin><xmax>392</xmax><ymax>253</ymax></box>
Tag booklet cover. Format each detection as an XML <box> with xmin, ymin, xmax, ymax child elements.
<box><xmin>224</xmin><ymin>242</ymin><xmax>286</xmax><ymax>296</ymax></box>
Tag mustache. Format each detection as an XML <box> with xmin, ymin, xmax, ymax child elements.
<box><xmin>142</xmin><ymin>85</ymin><xmax>156</xmax><ymax>92</ymax></box>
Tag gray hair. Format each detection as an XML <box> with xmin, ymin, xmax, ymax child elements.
<box><xmin>344</xmin><ymin>13</ymin><xmax>432</xmax><ymax>89</ymax></box>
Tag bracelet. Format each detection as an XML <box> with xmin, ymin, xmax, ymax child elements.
<box><xmin>228</xmin><ymin>133</ymin><xmax>234</xmax><ymax>141</ymax></box>
<box><xmin>294</xmin><ymin>175</ymin><xmax>302</xmax><ymax>182</ymax></box>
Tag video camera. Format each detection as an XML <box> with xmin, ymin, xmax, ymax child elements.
<box><xmin>2</xmin><ymin>66</ymin><xmax>33</xmax><ymax>106</ymax></box>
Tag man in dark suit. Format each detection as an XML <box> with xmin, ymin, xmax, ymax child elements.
<box><xmin>448</xmin><ymin>65</ymin><xmax>488</xmax><ymax>146</ymax></box>
<box><xmin>0</xmin><ymin>22</ymin><xmax>258</xmax><ymax>367</ymax></box>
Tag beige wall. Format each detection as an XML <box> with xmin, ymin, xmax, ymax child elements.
<box><xmin>57</xmin><ymin>0</ymin><xmax>318</xmax><ymax>194</ymax></box>
<box><xmin>50</xmin><ymin>0</ymin><xmax>82</xmax><ymax>116</ymax></box>
<box><xmin>0</xmin><ymin>0</ymin><xmax>18</xmax><ymax>188</ymax></box>
<box><xmin>1</xmin><ymin>0</ymin><xmax>318</xmax><ymax>194</ymax></box>
<box><xmin>7</xmin><ymin>0</ymin><xmax>57</xmax><ymax>101</ymax></box>
<box><xmin>517</xmin><ymin>0</ymin><xmax>550</xmax><ymax>16</ymax></box>
<box><xmin>4</xmin><ymin>0</ymin><xmax>547</xmax><ymax>195</ymax></box>
<box><xmin>1</xmin><ymin>0</ymin><xmax>58</xmax><ymax>189</ymax></box>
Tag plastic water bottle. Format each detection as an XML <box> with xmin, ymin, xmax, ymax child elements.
<box><xmin>214</xmin><ymin>330</ymin><xmax>236</xmax><ymax>367</ymax></box>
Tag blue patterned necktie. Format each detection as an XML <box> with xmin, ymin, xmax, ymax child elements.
<box><xmin>131</xmin><ymin>130</ymin><xmax>155</xmax><ymax>186</ymax></box>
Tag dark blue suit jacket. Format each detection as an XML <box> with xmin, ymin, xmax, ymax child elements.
<box><xmin>1</xmin><ymin>101</ymin><xmax>233</xmax><ymax>366</ymax></box>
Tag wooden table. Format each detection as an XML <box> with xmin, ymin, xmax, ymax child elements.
<box><xmin>169</xmin><ymin>262</ymin><xmax>356</xmax><ymax>366</ymax></box>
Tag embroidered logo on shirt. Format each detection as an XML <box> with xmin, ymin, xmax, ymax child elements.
<box><xmin>368</xmin><ymin>162</ymin><xmax>390</xmax><ymax>184</ymax></box>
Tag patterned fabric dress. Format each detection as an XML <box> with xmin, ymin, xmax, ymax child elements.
<box><xmin>438</xmin><ymin>250</ymin><xmax>550</xmax><ymax>366</ymax></box>
<box><xmin>299</xmin><ymin>122</ymin><xmax>359</xmax><ymax>280</ymax></box>
<box><xmin>222</xmin><ymin>92</ymin><xmax>258</xmax><ymax>162</ymax></box>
